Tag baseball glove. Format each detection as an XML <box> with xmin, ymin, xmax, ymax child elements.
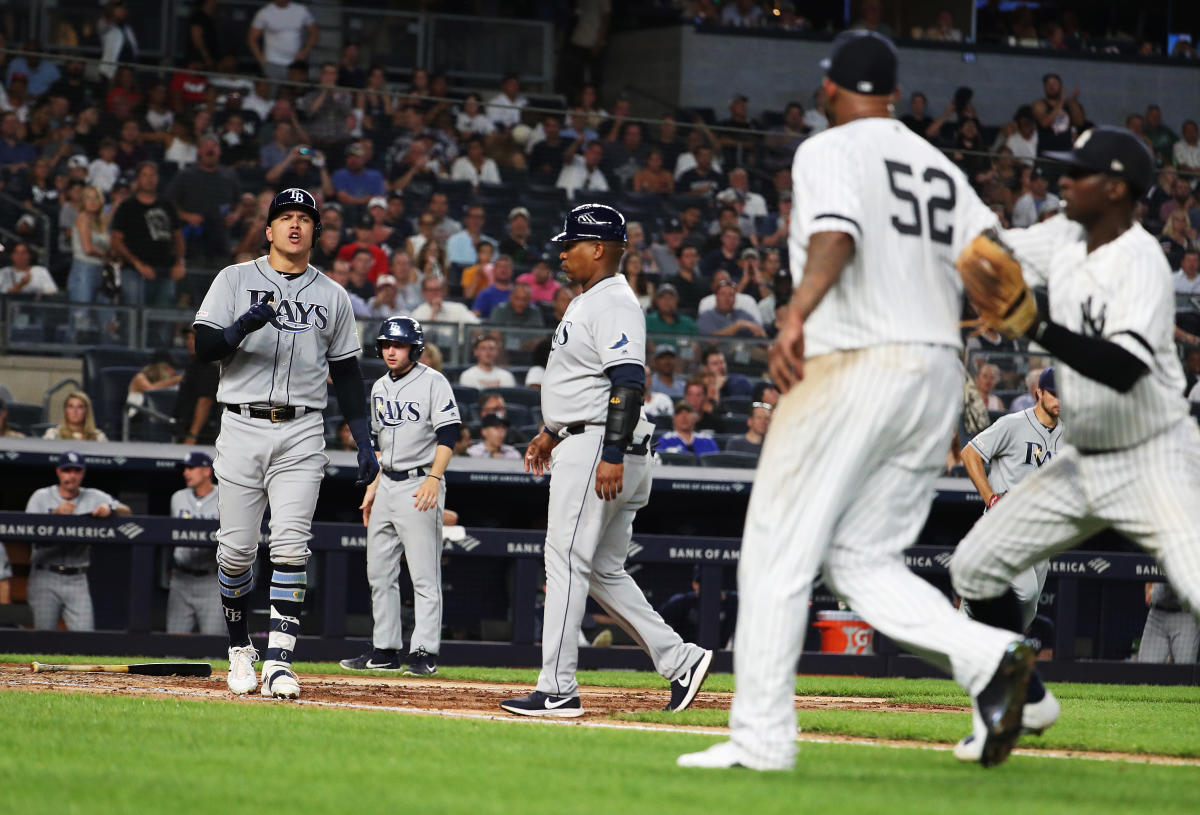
<box><xmin>957</xmin><ymin>229</ymin><xmax>1038</xmax><ymax>339</ymax></box>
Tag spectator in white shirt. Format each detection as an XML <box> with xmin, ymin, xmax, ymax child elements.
<box><xmin>1002</xmin><ymin>105</ymin><xmax>1038</xmax><ymax>167</ymax></box>
<box><xmin>248</xmin><ymin>0</ymin><xmax>318</xmax><ymax>81</ymax></box>
<box><xmin>1011</xmin><ymin>167</ymin><xmax>1060</xmax><ymax>228</ymax></box>
<box><xmin>802</xmin><ymin>87</ymin><xmax>829</xmax><ymax>134</ymax></box>
<box><xmin>456</xmin><ymin>94</ymin><xmax>495</xmax><ymax>138</ymax></box>
<box><xmin>450</xmin><ymin>137</ymin><xmax>502</xmax><ymax>186</ymax></box>
<box><xmin>411</xmin><ymin>276</ymin><xmax>481</xmax><ymax>326</ymax></box>
<box><xmin>466</xmin><ymin>413</ymin><xmax>521</xmax><ymax>459</ymax></box>
<box><xmin>486</xmin><ymin>74</ymin><xmax>528</xmax><ymax>130</ymax></box>
<box><xmin>1173</xmin><ymin>120</ymin><xmax>1200</xmax><ymax>174</ymax></box>
<box><xmin>722</xmin><ymin>167</ymin><xmax>768</xmax><ymax>218</ymax></box>
<box><xmin>0</xmin><ymin>242</ymin><xmax>59</xmax><ymax>296</ymax></box>
<box><xmin>367</xmin><ymin>274</ymin><xmax>408</xmax><ymax>319</ymax></box>
<box><xmin>458</xmin><ymin>335</ymin><xmax>516</xmax><ymax>389</ymax></box>
<box><xmin>556</xmin><ymin>140</ymin><xmax>609</xmax><ymax>200</ymax></box>
<box><xmin>87</xmin><ymin>139</ymin><xmax>121</xmax><ymax>194</ymax></box>
<box><xmin>1174</xmin><ymin>249</ymin><xmax>1200</xmax><ymax>295</ymax></box>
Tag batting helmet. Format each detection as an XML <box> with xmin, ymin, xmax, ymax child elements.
<box><xmin>550</xmin><ymin>203</ymin><xmax>627</xmax><ymax>243</ymax></box>
<box><xmin>376</xmin><ymin>316</ymin><xmax>425</xmax><ymax>362</ymax></box>
<box><xmin>267</xmin><ymin>187</ymin><xmax>323</xmax><ymax>243</ymax></box>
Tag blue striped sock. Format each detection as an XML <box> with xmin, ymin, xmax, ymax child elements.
<box><xmin>218</xmin><ymin>567</ymin><xmax>254</xmax><ymax>647</ymax></box>
<box><xmin>265</xmin><ymin>563</ymin><xmax>306</xmax><ymax>663</ymax></box>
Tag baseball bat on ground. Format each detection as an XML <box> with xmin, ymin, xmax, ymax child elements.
<box><xmin>31</xmin><ymin>662</ymin><xmax>213</xmax><ymax>677</ymax></box>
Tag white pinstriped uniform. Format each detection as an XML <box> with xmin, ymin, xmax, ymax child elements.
<box><xmin>725</xmin><ymin>118</ymin><xmax>1024</xmax><ymax>769</ymax></box>
<box><xmin>537</xmin><ymin>275</ymin><xmax>703</xmax><ymax>698</ymax></box>
<box><xmin>962</xmin><ymin>410</ymin><xmax>1064</xmax><ymax>629</ymax></box>
<box><xmin>951</xmin><ymin>217</ymin><xmax>1200</xmax><ymax>631</ymax></box>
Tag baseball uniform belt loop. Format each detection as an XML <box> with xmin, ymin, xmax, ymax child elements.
<box><xmin>224</xmin><ymin>404</ymin><xmax>309</xmax><ymax>422</ymax></box>
<box><xmin>35</xmin><ymin>564</ymin><xmax>88</xmax><ymax>575</ymax></box>
<box><xmin>382</xmin><ymin>467</ymin><xmax>427</xmax><ymax>481</ymax></box>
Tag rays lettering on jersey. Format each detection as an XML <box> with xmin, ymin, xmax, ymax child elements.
<box><xmin>247</xmin><ymin>289</ymin><xmax>330</xmax><ymax>333</ymax></box>
<box><xmin>374</xmin><ymin>396</ymin><xmax>422</xmax><ymax>426</ymax></box>
<box><xmin>1023</xmin><ymin>443</ymin><xmax>1053</xmax><ymax>467</ymax></box>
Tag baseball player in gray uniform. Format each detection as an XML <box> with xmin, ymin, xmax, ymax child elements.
<box><xmin>193</xmin><ymin>188</ymin><xmax>379</xmax><ymax>698</ymax></box>
<box><xmin>680</xmin><ymin>32</ymin><xmax>1034</xmax><ymax>772</ymax></box>
<box><xmin>166</xmin><ymin>451</ymin><xmax>223</xmax><ymax>635</ymax></box>
<box><xmin>1137</xmin><ymin>581</ymin><xmax>1199</xmax><ymax>663</ymax></box>
<box><xmin>501</xmin><ymin>204</ymin><xmax>712</xmax><ymax>718</ymax></box>
<box><xmin>339</xmin><ymin>316</ymin><xmax>461</xmax><ymax>675</ymax></box>
<box><xmin>951</xmin><ymin>127</ymin><xmax>1200</xmax><ymax>750</ymax></box>
<box><xmin>25</xmin><ymin>451</ymin><xmax>131</xmax><ymax>630</ymax></box>
<box><xmin>961</xmin><ymin>367</ymin><xmax>1063</xmax><ymax>631</ymax></box>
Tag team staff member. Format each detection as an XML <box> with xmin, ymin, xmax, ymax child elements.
<box><xmin>952</xmin><ymin>127</ymin><xmax>1200</xmax><ymax>734</ymax></box>
<box><xmin>340</xmin><ymin>317</ymin><xmax>461</xmax><ymax>676</ymax></box>
<box><xmin>501</xmin><ymin>204</ymin><xmax>712</xmax><ymax>718</ymax></box>
<box><xmin>679</xmin><ymin>32</ymin><xmax>1033</xmax><ymax>772</ymax></box>
<box><xmin>167</xmin><ymin>451</ymin><xmax>223</xmax><ymax>635</ymax></box>
<box><xmin>193</xmin><ymin>187</ymin><xmax>379</xmax><ymax>699</ymax></box>
<box><xmin>25</xmin><ymin>451</ymin><xmax>131</xmax><ymax>631</ymax></box>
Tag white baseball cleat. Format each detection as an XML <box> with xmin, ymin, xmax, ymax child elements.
<box><xmin>677</xmin><ymin>740</ymin><xmax>791</xmax><ymax>771</ymax></box>
<box><xmin>954</xmin><ymin>688</ymin><xmax>1060</xmax><ymax>762</ymax></box>
<box><xmin>260</xmin><ymin>660</ymin><xmax>300</xmax><ymax>699</ymax></box>
<box><xmin>226</xmin><ymin>645</ymin><xmax>260</xmax><ymax>695</ymax></box>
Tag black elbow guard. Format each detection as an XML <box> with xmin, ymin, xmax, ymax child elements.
<box><xmin>604</xmin><ymin>385</ymin><xmax>643</xmax><ymax>450</ymax></box>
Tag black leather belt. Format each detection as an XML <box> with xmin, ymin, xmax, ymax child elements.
<box><xmin>564</xmin><ymin>424</ymin><xmax>650</xmax><ymax>456</ymax></box>
<box><xmin>225</xmin><ymin>404</ymin><xmax>309</xmax><ymax>422</ymax></box>
<box><xmin>174</xmin><ymin>565</ymin><xmax>216</xmax><ymax>577</ymax></box>
<box><xmin>36</xmin><ymin>564</ymin><xmax>88</xmax><ymax>575</ymax></box>
<box><xmin>1152</xmin><ymin>603</ymin><xmax>1183</xmax><ymax>613</ymax></box>
<box><xmin>383</xmin><ymin>467</ymin><xmax>427</xmax><ymax>481</ymax></box>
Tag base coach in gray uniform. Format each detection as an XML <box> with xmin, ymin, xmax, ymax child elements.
<box><xmin>25</xmin><ymin>451</ymin><xmax>131</xmax><ymax>630</ymax></box>
<box><xmin>167</xmin><ymin>451</ymin><xmax>223</xmax><ymax>635</ymax></box>
<box><xmin>193</xmin><ymin>188</ymin><xmax>379</xmax><ymax>698</ymax></box>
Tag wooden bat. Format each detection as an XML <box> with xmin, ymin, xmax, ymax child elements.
<box><xmin>31</xmin><ymin>662</ymin><xmax>213</xmax><ymax>677</ymax></box>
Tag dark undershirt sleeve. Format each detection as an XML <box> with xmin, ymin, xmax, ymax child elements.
<box><xmin>328</xmin><ymin>357</ymin><xmax>369</xmax><ymax>422</ymax></box>
<box><xmin>435</xmin><ymin>424</ymin><xmax>460</xmax><ymax>449</ymax></box>
<box><xmin>1030</xmin><ymin>320</ymin><xmax>1150</xmax><ymax>393</ymax></box>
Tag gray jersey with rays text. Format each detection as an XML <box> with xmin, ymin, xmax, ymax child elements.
<box><xmin>26</xmin><ymin>485</ymin><xmax>116</xmax><ymax>566</ymax></box>
<box><xmin>968</xmin><ymin>408</ymin><xmax>1064</xmax><ymax>494</ymax></box>
<box><xmin>371</xmin><ymin>364</ymin><xmax>461</xmax><ymax>472</ymax></box>
<box><xmin>170</xmin><ymin>485</ymin><xmax>220</xmax><ymax>569</ymax></box>
<box><xmin>194</xmin><ymin>256</ymin><xmax>361</xmax><ymax>408</ymax></box>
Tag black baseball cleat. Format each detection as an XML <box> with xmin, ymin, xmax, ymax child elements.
<box><xmin>402</xmin><ymin>647</ymin><xmax>438</xmax><ymax>677</ymax></box>
<box><xmin>500</xmin><ymin>691</ymin><xmax>585</xmax><ymax>718</ymax></box>
<box><xmin>665</xmin><ymin>649</ymin><xmax>714</xmax><ymax>712</ymax></box>
<box><xmin>975</xmin><ymin>641</ymin><xmax>1036</xmax><ymax>768</ymax></box>
<box><xmin>339</xmin><ymin>649</ymin><xmax>402</xmax><ymax>671</ymax></box>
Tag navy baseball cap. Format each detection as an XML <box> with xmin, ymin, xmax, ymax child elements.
<box><xmin>1044</xmin><ymin>126</ymin><xmax>1155</xmax><ymax>199</ymax></box>
<box><xmin>551</xmin><ymin>204</ymin><xmax>627</xmax><ymax>243</ymax></box>
<box><xmin>1038</xmin><ymin>367</ymin><xmax>1056</xmax><ymax>395</ymax></box>
<box><xmin>821</xmin><ymin>30</ymin><xmax>898</xmax><ymax>97</ymax></box>
<box><xmin>183</xmin><ymin>451</ymin><xmax>213</xmax><ymax>468</ymax></box>
<box><xmin>57</xmin><ymin>451</ymin><xmax>85</xmax><ymax>470</ymax></box>
<box><xmin>268</xmin><ymin>188</ymin><xmax>323</xmax><ymax>231</ymax></box>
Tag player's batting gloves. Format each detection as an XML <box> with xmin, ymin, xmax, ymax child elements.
<box><xmin>349</xmin><ymin>418</ymin><xmax>379</xmax><ymax>486</ymax></box>
<box><xmin>224</xmin><ymin>300</ymin><xmax>278</xmax><ymax>346</ymax></box>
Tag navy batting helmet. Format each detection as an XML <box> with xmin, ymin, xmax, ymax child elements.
<box><xmin>551</xmin><ymin>203</ymin><xmax>627</xmax><ymax>243</ymax></box>
<box><xmin>267</xmin><ymin>187</ymin><xmax>323</xmax><ymax>243</ymax></box>
<box><xmin>376</xmin><ymin>316</ymin><xmax>424</xmax><ymax>362</ymax></box>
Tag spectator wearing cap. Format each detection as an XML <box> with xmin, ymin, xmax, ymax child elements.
<box><xmin>472</xmin><ymin>254</ymin><xmax>516</xmax><ymax>319</ymax></box>
<box><xmin>381</xmin><ymin>253</ymin><xmax>420</xmax><ymax>311</ymax></box>
<box><xmin>515</xmin><ymin>256</ymin><xmax>560</xmax><ymax>304</ymax></box>
<box><xmin>1011</xmin><ymin>166</ymin><xmax>1060</xmax><ymax>228</ymax></box>
<box><xmin>697</xmin><ymin>279</ymin><xmax>766</xmax><ymax>337</ymax></box>
<box><xmin>727</xmin><ymin>402</ymin><xmax>772</xmax><ymax>456</ymax></box>
<box><xmin>367</xmin><ymin>273</ymin><xmax>406</xmax><ymax>320</ymax></box>
<box><xmin>446</xmin><ymin>204</ymin><xmax>498</xmax><ymax>267</ymax></box>
<box><xmin>0</xmin><ymin>242</ymin><xmax>58</xmax><ymax>296</ymax></box>
<box><xmin>333</xmin><ymin>141</ymin><xmax>386</xmax><ymax>210</ymax></box>
<box><xmin>468</xmin><ymin>413</ymin><xmax>521</xmax><ymax>459</ymax></box>
<box><xmin>460</xmin><ymin>335</ymin><xmax>517</xmax><ymax>389</ymax></box>
<box><xmin>25</xmin><ymin>451</ymin><xmax>131</xmax><ymax>631</ymax></box>
<box><xmin>451</xmin><ymin>136</ymin><xmax>502</xmax><ymax>187</ymax></box>
<box><xmin>656</xmin><ymin>402</ymin><xmax>720</xmax><ymax>460</ymax></box>
<box><xmin>650</xmin><ymin>345</ymin><xmax>685</xmax><ymax>399</ymax></box>
<box><xmin>489</xmin><ymin>282</ymin><xmax>545</xmax><ymax>329</ymax></box>
<box><xmin>645</xmin><ymin>283</ymin><xmax>697</xmax><ymax>336</ymax></box>
<box><xmin>499</xmin><ymin>207</ymin><xmax>539</xmax><ymax>265</ymax></box>
<box><xmin>556</xmin><ymin>140</ymin><xmax>610</xmax><ymax>200</ymax></box>
<box><xmin>0</xmin><ymin>111</ymin><xmax>35</xmax><ymax>171</ymax></box>
<box><xmin>167</xmin><ymin>451</ymin><xmax>223</xmax><ymax>635</ymax></box>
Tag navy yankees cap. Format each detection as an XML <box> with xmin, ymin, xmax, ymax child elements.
<box><xmin>183</xmin><ymin>451</ymin><xmax>213</xmax><ymax>468</ymax></box>
<box><xmin>1038</xmin><ymin>367</ymin><xmax>1056</xmax><ymax>395</ymax></box>
<box><xmin>57</xmin><ymin>451</ymin><xmax>85</xmax><ymax>470</ymax></box>
<box><xmin>551</xmin><ymin>204</ymin><xmax>627</xmax><ymax>243</ymax></box>
<box><xmin>1044</xmin><ymin>126</ymin><xmax>1155</xmax><ymax>199</ymax></box>
<box><xmin>821</xmin><ymin>30</ymin><xmax>898</xmax><ymax>97</ymax></box>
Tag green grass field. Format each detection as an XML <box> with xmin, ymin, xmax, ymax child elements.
<box><xmin>3</xmin><ymin>654</ymin><xmax>1199</xmax><ymax>814</ymax></box>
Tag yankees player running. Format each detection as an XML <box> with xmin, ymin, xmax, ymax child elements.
<box><xmin>679</xmin><ymin>32</ymin><xmax>1034</xmax><ymax>772</ymax></box>
<box><xmin>501</xmin><ymin>204</ymin><xmax>712</xmax><ymax>718</ymax></box>
<box><xmin>167</xmin><ymin>452</ymin><xmax>224</xmax><ymax>635</ymax></box>
<box><xmin>193</xmin><ymin>188</ymin><xmax>379</xmax><ymax>698</ymax></box>
<box><xmin>339</xmin><ymin>317</ymin><xmax>461</xmax><ymax>675</ymax></box>
<box><xmin>951</xmin><ymin>127</ymin><xmax>1200</xmax><ymax>739</ymax></box>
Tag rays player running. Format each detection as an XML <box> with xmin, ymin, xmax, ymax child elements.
<box><xmin>193</xmin><ymin>187</ymin><xmax>379</xmax><ymax>698</ymax></box>
<box><xmin>951</xmin><ymin>127</ymin><xmax>1200</xmax><ymax>748</ymax></box>
<box><xmin>679</xmin><ymin>32</ymin><xmax>1035</xmax><ymax>772</ymax></box>
<box><xmin>167</xmin><ymin>451</ymin><xmax>224</xmax><ymax>635</ymax></box>
<box><xmin>340</xmin><ymin>317</ymin><xmax>461</xmax><ymax>676</ymax></box>
<box><xmin>501</xmin><ymin>204</ymin><xmax>712</xmax><ymax>718</ymax></box>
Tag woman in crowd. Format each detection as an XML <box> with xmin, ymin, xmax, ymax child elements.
<box><xmin>358</xmin><ymin>65</ymin><xmax>396</xmax><ymax>134</ymax></box>
<box><xmin>125</xmin><ymin>351</ymin><xmax>182</xmax><ymax>436</ymax></box>
<box><xmin>43</xmin><ymin>391</ymin><xmax>108</xmax><ymax>442</ymax></box>
<box><xmin>622</xmin><ymin>252</ymin><xmax>654</xmax><ymax>311</ymax></box>
<box><xmin>460</xmin><ymin>241</ymin><xmax>495</xmax><ymax>299</ymax></box>
<box><xmin>1160</xmin><ymin>208</ymin><xmax>1200</xmax><ymax>270</ymax></box>
<box><xmin>415</xmin><ymin>238</ymin><xmax>446</xmax><ymax>282</ymax></box>
<box><xmin>67</xmin><ymin>185</ymin><xmax>113</xmax><ymax>303</ymax></box>
<box><xmin>632</xmin><ymin>147</ymin><xmax>674</xmax><ymax>194</ymax></box>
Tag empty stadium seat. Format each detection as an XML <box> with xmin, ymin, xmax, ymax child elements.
<box><xmin>657</xmin><ymin>451</ymin><xmax>698</xmax><ymax>466</ymax></box>
<box><xmin>94</xmin><ymin>366</ymin><xmax>141</xmax><ymax>439</ymax></box>
<box><xmin>83</xmin><ymin>349</ymin><xmax>152</xmax><ymax>395</ymax></box>
<box><xmin>4</xmin><ymin>401</ymin><xmax>43</xmax><ymax>433</ymax></box>
<box><xmin>699</xmin><ymin>451</ymin><xmax>759</xmax><ymax>469</ymax></box>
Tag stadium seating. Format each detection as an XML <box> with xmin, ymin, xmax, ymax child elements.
<box><xmin>5</xmin><ymin>402</ymin><xmax>44</xmax><ymax>434</ymax></box>
<box><xmin>657</xmin><ymin>451</ymin><xmax>698</xmax><ymax>466</ymax></box>
<box><xmin>94</xmin><ymin>366</ymin><xmax>142</xmax><ymax>440</ymax></box>
<box><xmin>698</xmin><ymin>451</ymin><xmax>759</xmax><ymax>469</ymax></box>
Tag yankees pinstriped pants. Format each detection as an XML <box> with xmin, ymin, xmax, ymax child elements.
<box><xmin>953</xmin><ymin>418</ymin><xmax>1200</xmax><ymax>631</ymax></box>
<box><xmin>538</xmin><ymin>431</ymin><xmax>705</xmax><ymax>698</ymax></box>
<box><xmin>730</xmin><ymin>344</ymin><xmax>1020</xmax><ymax>769</ymax></box>
<box><xmin>367</xmin><ymin>474</ymin><xmax>445</xmax><ymax>654</ymax></box>
<box><xmin>212</xmin><ymin>411</ymin><xmax>327</xmax><ymax>572</ymax></box>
